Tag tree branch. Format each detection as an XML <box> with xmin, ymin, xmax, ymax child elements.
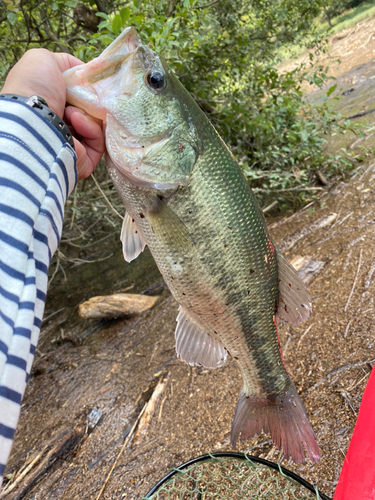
<box><xmin>196</xmin><ymin>0</ymin><xmax>219</xmax><ymax>9</ymax></box>
<box><xmin>95</xmin><ymin>0</ymin><xmax>107</xmax><ymax>14</ymax></box>
<box><xmin>41</xmin><ymin>16</ymin><xmax>71</xmax><ymax>52</ymax></box>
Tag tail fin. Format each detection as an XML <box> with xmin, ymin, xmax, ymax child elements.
<box><xmin>230</xmin><ymin>384</ymin><xmax>320</xmax><ymax>463</ymax></box>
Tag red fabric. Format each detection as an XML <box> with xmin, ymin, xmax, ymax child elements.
<box><xmin>334</xmin><ymin>367</ymin><xmax>375</xmax><ymax>500</ymax></box>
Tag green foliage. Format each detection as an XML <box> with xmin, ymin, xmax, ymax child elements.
<box><xmin>322</xmin><ymin>0</ymin><xmax>369</xmax><ymax>25</ymax></box>
<box><xmin>318</xmin><ymin>0</ymin><xmax>375</xmax><ymax>34</ymax></box>
<box><xmin>0</xmin><ymin>0</ymin><xmax>360</xmax><ymax>210</ymax></box>
<box><xmin>85</xmin><ymin>0</ymin><xmax>357</xmax><ymax>204</ymax></box>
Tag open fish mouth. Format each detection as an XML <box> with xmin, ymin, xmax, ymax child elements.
<box><xmin>64</xmin><ymin>28</ymin><xmax>193</xmax><ymax>189</ymax></box>
<box><xmin>63</xmin><ymin>28</ymin><xmax>142</xmax><ymax>120</ymax></box>
<box><xmin>98</xmin><ymin>27</ymin><xmax>141</xmax><ymax>58</ymax></box>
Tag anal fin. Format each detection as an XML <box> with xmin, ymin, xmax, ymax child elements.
<box><xmin>175</xmin><ymin>306</ymin><xmax>227</xmax><ymax>369</ymax></box>
<box><xmin>276</xmin><ymin>252</ymin><xmax>312</xmax><ymax>325</ymax></box>
<box><xmin>120</xmin><ymin>211</ymin><xmax>146</xmax><ymax>263</ymax></box>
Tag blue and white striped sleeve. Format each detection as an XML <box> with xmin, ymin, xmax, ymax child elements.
<box><xmin>0</xmin><ymin>99</ymin><xmax>77</xmax><ymax>487</ymax></box>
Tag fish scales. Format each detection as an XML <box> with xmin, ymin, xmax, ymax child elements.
<box><xmin>111</xmin><ymin>123</ymin><xmax>282</xmax><ymax>397</ymax></box>
<box><xmin>167</xmin><ymin>128</ymin><xmax>283</xmax><ymax>396</ymax></box>
<box><xmin>64</xmin><ymin>27</ymin><xmax>319</xmax><ymax>463</ymax></box>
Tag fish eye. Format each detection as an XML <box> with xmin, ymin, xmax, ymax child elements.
<box><xmin>146</xmin><ymin>70</ymin><xmax>166</xmax><ymax>92</ymax></box>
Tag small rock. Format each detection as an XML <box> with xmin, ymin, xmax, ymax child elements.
<box><xmin>87</xmin><ymin>407</ymin><xmax>103</xmax><ymax>431</ymax></box>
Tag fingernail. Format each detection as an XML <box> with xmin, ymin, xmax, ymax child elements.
<box><xmin>69</xmin><ymin>106</ymin><xmax>86</xmax><ymax>116</ymax></box>
<box><xmin>72</xmin><ymin>110</ymin><xmax>91</xmax><ymax>123</ymax></box>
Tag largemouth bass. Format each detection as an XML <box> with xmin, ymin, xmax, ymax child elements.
<box><xmin>64</xmin><ymin>28</ymin><xmax>320</xmax><ymax>462</ymax></box>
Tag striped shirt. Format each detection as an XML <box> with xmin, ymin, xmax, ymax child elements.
<box><xmin>0</xmin><ymin>99</ymin><xmax>77</xmax><ymax>488</ymax></box>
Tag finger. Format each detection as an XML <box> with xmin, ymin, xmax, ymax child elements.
<box><xmin>68</xmin><ymin>110</ymin><xmax>105</xmax><ymax>180</ymax></box>
<box><xmin>64</xmin><ymin>105</ymin><xmax>102</xmax><ymax>126</ymax></box>
<box><xmin>73</xmin><ymin>135</ymin><xmax>105</xmax><ymax>180</ymax></box>
<box><xmin>52</xmin><ymin>52</ymin><xmax>84</xmax><ymax>73</ymax></box>
<box><xmin>68</xmin><ymin>109</ymin><xmax>104</xmax><ymax>146</ymax></box>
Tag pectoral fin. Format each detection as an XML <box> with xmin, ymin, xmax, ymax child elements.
<box><xmin>175</xmin><ymin>306</ymin><xmax>227</xmax><ymax>369</ymax></box>
<box><xmin>145</xmin><ymin>196</ymin><xmax>194</xmax><ymax>252</ymax></box>
<box><xmin>276</xmin><ymin>252</ymin><xmax>312</xmax><ymax>325</ymax></box>
<box><xmin>120</xmin><ymin>212</ymin><xmax>146</xmax><ymax>263</ymax></box>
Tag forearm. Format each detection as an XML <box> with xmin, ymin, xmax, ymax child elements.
<box><xmin>0</xmin><ymin>100</ymin><xmax>77</xmax><ymax>485</ymax></box>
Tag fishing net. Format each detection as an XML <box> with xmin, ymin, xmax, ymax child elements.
<box><xmin>142</xmin><ymin>453</ymin><xmax>331</xmax><ymax>500</ymax></box>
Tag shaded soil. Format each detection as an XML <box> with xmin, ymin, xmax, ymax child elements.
<box><xmin>3</xmin><ymin>23</ymin><xmax>375</xmax><ymax>500</ymax></box>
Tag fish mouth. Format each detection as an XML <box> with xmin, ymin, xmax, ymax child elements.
<box><xmin>99</xmin><ymin>27</ymin><xmax>141</xmax><ymax>58</ymax></box>
<box><xmin>63</xmin><ymin>27</ymin><xmax>142</xmax><ymax>120</ymax></box>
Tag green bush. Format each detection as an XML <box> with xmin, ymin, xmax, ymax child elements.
<box><xmin>0</xmin><ymin>0</ymin><xmax>357</xmax><ymax>209</ymax></box>
<box><xmin>322</xmin><ymin>0</ymin><xmax>370</xmax><ymax>26</ymax></box>
<box><xmin>86</xmin><ymin>0</ymin><xmax>355</xmax><ymax>205</ymax></box>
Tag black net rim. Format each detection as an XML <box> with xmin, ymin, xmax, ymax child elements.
<box><xmin>143</xmin><ymin>452</ymin><xmax>332</xmax><ymax>500</ymax></box>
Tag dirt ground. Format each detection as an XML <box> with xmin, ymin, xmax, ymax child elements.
<box><xmin>3</xmin><ymin>17</ymin><xmax>375</xmax><ymax>500</ymax></box>
<box><xmin>281</xmin><ymin>15</ymin><xmax>375</xmax><ymax>81</ymax></box>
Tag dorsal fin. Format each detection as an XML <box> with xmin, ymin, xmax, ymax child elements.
<box><xmin>175</xmin><ymin>306</ymin><xmax>227</xmax><ymax>369</ymax></box>
<box><xmin>276</xmin><ymin>252</ymin><xmax>312</xmax><ymax>325</ymax></box>
<box><xmin>120</xmin><ymin>212</ymin><xmax>146</xmax><ymax>263</ymax></box>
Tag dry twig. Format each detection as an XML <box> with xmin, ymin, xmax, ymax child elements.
<box><xmin>337</xmin><ymin>212</ymin><xmax>353</xmax><ymax>226</ymax></box>
<box><xmin>306</xmin><ymin>358</ymin><xmax>375</xmax><ymax>393</ymax></box>
<box><xmin>246</xmin><ymin>440</ymin><xmax>273</xmax><ymax>453</ymax></box>
<box><xmin>268</xmin><ymin>201</ymin><xmax>315</xmax><ymax>230</ymax></box>
<box><xmin>297</xmin><ymin>323</ymin><xmax>314</xmax><ymax>347</ymax></box>
<box><xmin>347</xmin><ymin>235</ymin><xmax>366</xmax><ymax>249</ymax></box>
<box><xmin>364</xmin><ymin>260</ymin><xmax>375</xmax><ymax>290</ymax></box>
<box><xmin>0</xmin><ymin>451</ymin><xmax>44</xmax><ymax>496</ymax></box>
<box><xmin>91</xmin><ymin>173</ymin><xmax>123</xmax><ymax>220</ymax></box>
<box><xmin>262</xmin><ymin>200</ymin><xmax>279</xmax><ymax>213</ymax></box>
<box><xmin>41</xmin><ymin>307</ymin><xmax>65</xmax><ymax>324</ymax></box>
<box><xmin>344</xmin><ymin>320</ymin><xmax>352</xmax><ymax>339</ymax></box>
<box><xmin>278</xmin><ymin>213</ymin><xmax>337</xmax><ymax>253</ymax></box>
<box><xmin>283</xmin><ymin>335</ymin><xmax>291</xmax><ymax>356</ymax></box>
<box><xmin>158</xmin><ymin>393</ymin><xmax>169</xmax><ymax>421</ymax></box>
<box><xmin>95</xmin><ymin>404</ymin><xmax>147</xmax><ymax>500</ymax></box>
<box><xmin>47</xmin><ymin>252</ymin><xmax>61</xmax><ymax>290</ymax></box>
<box><xmin>69</xmin><ymin>185</ymin><xmax>78</xmax><ymax>230</ymax></box>
<box><xmin>344</xmin><ymin>248</ymin><xmax>363</xmax><ymax>312</ymax></box>
<box><xmin>134</xmin><ymin>373</ymin><xmax>171</xmax><ymax>444</ymax></box>
<box><xmin>338</xmin><ymin>390</ymin><xmax>357</xmax><ymax>416</ymax></box>
<box><xmin>348</xmin><ymin>372</ymin><xmax>370</xmax><ymax>392</ymax></box>
<box><xmin>255</xmin><ymin>186</ymin><xmax>324</xmax><ymax>193</ymax></box>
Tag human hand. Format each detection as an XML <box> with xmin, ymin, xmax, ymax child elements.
<box><xmin>1</xmin><ymin>49</ymin><xmax>105</xmax><ymax>180</ymax></box>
